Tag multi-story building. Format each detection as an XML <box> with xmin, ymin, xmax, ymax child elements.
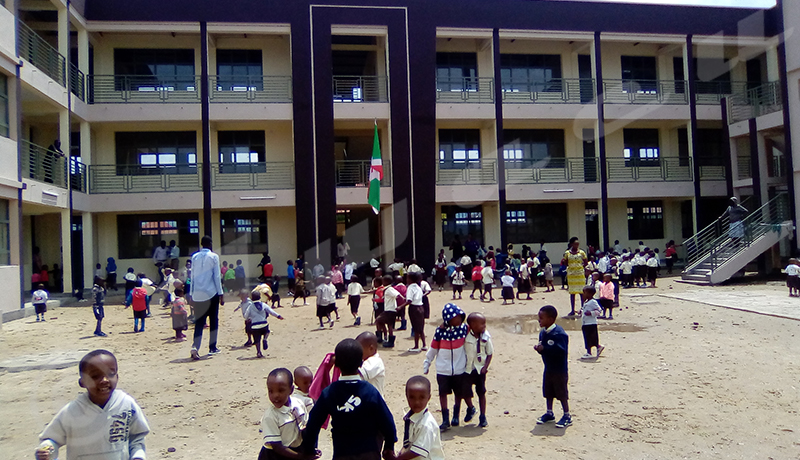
<box><xmin>0</xmin><ymin>0</ymin><xmax>796</xmax><ymax>311</ymax></box>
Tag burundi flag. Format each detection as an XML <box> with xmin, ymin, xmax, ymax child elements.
<box><xmin>367</xmin><ymin>123</ymin><xmax>382</xmax><ymax>214</ymax></box>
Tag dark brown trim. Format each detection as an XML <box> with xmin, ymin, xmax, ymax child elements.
<box><xmin>493</xmin><ymin>28</ymin><xmax>507</xmax><ymax>250</ymax></box>
<box><xmin>775</xmin><ymin>0</ymin><xmax>796</xmax><ymax>251</ymax></box>
<box><xmin>686</xmin><ymin>35</ymin><xmax>703</xmax><ymax>227</ymax></box>
<box><xmin>594</xmin><ymin>31</ymin><xmax>609</xmax><ymax>251</ymax></box>
<box><xmin>200</xmin><ymin>21</ymin><xmax>212</xmax><ymax>237</ymax></box>
<box><xmin>749</xmin><ymin>118</ymin><xmax>762</xmax><ymax>207</ymax></box>
<box><xmin>720</xmin><ymin>97</ymin><xmax>734</xmax><ymax>198</ymax></box>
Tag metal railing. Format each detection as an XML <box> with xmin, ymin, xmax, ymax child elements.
<box><xmin>436</xmin><ymin>159</ymin><xmax>497</xmax><ymax>185</ymax></box>
<box><xmin>89</xmin><ymin>164</ymin><xmax>202</xmax><ymax>193</ymax></box>
<box><xmin>694</xmin><ymin>81</ymin><xmax>758</xmax><ymax>105</ymax></box>
<box><xmin>728</xmin><ymin>81</ymin><xmax>782</xmax><ymax>123</ymax></box>
<box><xmin>685</xmin><ymin>193</ymin><xmax>788</xmax><ymax>273</ymax></box>
<box><xmin>504</xmin><ymin>157</ymin><xmax>598</xmax><ymax>184</ymax></box>
<box><xmin>335</xmin><ymin>160</ymin><xmax>391</xmax><ymax>187</ymax></box>
<box><xmin>683</xmin><ymin>196</ymin><xmax>755</xmax><ymax>269</ymax></box>
<box><xmin>737</xmin><ymin>155</ymin><xmax>752</xmax><ymax>180</ymax></box>
<box><xmin>332</xmin><ymin>76</ymin><xmax>388</xmax><ymax>102</ymax></box>
<box><xmin>69</xmin><ymin>63</ymin><xmax>85</xmax><ymax>101</ymax></box>
<box><xmin>69</xmin><ymin>159</ymin><xmax>88</xmax><ymax>193</ymax></box>
<box><xmin>697</xmin><ymin>162</ymin><xmax>727</xmax><ymax>181</ymax></box>
<box><xmin>20</xmin><ymin>140</ymin><xmax>67</xmax><ymax>187</ymax></box>
<box><xmin>88</xmin><ymin>75</ymin><xmax>201</xmax><ymax>103</ymax></box>
<box><xmin>770</xmin><ymin>154</ymin><xmax>786</xmax><ymax>179</ymax></box>
<box><xmin>603</xmin><ymin>79</ymin><xmax>688</xmax><ymax>105</ymax></box>
<box><xmin>18</xmin><ymin>20</ymin><xmax>65</xmax><ymax>86</ymax></box>
<box><xmin>501</xmin><ymin>78</ymin><xmax>595</xmax><ymax>104</ymax></box>
<box><xmin>211</xmin><ymin>162</ymin><xmax>294</xmax><ymax>190</ymax></box>
<box><xmin>606</xmin><ymin>157</ymin><xmax>692</xmax><ymax>182</ymax></box>
<box><xmin>209</xmin><ymin>75</ymin><xmax>292</xmax><ymax>103</ymax></box>
<box><xmin>436</xmin><ymin>77</ymin><xmax>494</xmax><ymax>103</ymax></box>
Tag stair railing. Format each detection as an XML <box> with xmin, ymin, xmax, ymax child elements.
<box><xmin>683</xmin><ymin>196</ymin><xmax>754</xmax><ymax>269</ymax></box>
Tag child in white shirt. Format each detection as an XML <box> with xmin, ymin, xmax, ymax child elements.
<box><xmin>259</xmin><ymin>368</ymin><xmax>307</xmax><ymax>460</ymax></box>
<box><xmin>356</xmin><ymin>331</ymin><xmax>386</xmax><ymax>397</ymax></box>
<box><xmin>292</xmin><ymin>366</ymin><xmax>315</xmax><ymax>415</ymax></box>
<box><xmin>480</xmin><ymin>263</ymin><xmax>495</xmax><ymax>302</ymax></box>
<box><xmin>245</xmin><ymin>291</ymin><xmax>284</xmax><ymax>359</ymax></box>
<box><xmin>35</xmin><ymin>350</ymin><xmax>150</xmax><ymax>460</ymax></box>
<box><xmin>394</xmin><ymin>376</ymin><xmax>445</xmax><ymax>460</ymax></box>
<box><xmin>450</xmin><ymin>266</ymin><xmax>465</xmax><ymax>300</ymax></box>
<box><xmin>580</xmin><ymin>285</ymin><xmax>605</xmax><ymax>359</ymax></box>
<box><xmin>786</xmin><ymin>258</ymin><xmax>800</xmax><ymax>297</ymax></box>
<box><xmin>347</xmin><ymin>274</ymin><xmax>365</xmax><ymax>326</ymax></box>
<box><xmin>500</xmin><ymin>270</ymin><xmax>516</xmax><ymax>305</ymax></box>
<box><xmin>32</xmin><ymin>284</ymin><xmax>49</xmax><ymax>322</ymax></box>
<box><xmin>233</xmin><ymin>289</ymin><xmax>255</xmax><ymax>347</ymax></box>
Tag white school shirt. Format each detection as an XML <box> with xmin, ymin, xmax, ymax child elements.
<box><xmin>370</xmin><ymin>258</ymin><xmax>380</xmax><ymax>268</ymax></box>
<box><xmin>344</xmin><ymin>263</ymin><xmax>354</xmax><ymax>281</ymax></box>
<box><xmin>238</xmin><ymin>299</ymin><xmax>254</xmax><ymax>319</ymax></box>
<box><xmin>420</xmin><ymin>280</ymin><xmax>432</xmax><ymax>295</ymax></box>
<box><xmin>459</xmin><ymin>255</ymin><xmax>472</xmax><ymax>267</ymax></box>
<box><xmin>383</xmin><ymin>286</ymin><xmax>400</xmax><ymax>312</ymax></box>
<box><xmin>259</xmin><ymin>396</ymin><xmax>306</xmax><ymax>449</ymax></box>
<box><xmin>292</xmin><ymin>389</ymin><xmax>314</xmax><ymax>415</ymax></box>
<box><xmin>646</xmin><ymin>256</ymin><xmax>659</xmax><ymax>268</ymax></box>
<box><xmin>244</xmin><ymin>301</ymin><xmax>281</xmax><ymax>326</ymax></box>
<box><xmin>581</xmin><ymin>298</ymin><xmax>603</xmax><ymax>326</ymax></box>
<box><xmin>347</xmin><ymin>282</ymin><xmax>364</xmax><ymax>296</ymax></box>
<box><xmin>465</xmin><ymin>330</ymin><xmax>494</xmax><ymax>374</ymax></box>
<box><xmin>402</xmin><ymin>409</ymin><xmax>444</xmax><ymax>460</ymax></box>
<box><xmin>786</xmin><ymin>264</ymin><xmax>800</xmax><ymax>276</ymax></box>
<box><xmin>407</xmin><ymin>264</ymin><xmax>424</xmax><ymax>274</ymax></box>
<box><xmin>32</xmin><ymin>289</ymin><xmax>49</xmax><ymax>304</ymax></box>
<box><xmin>358</xmin><ymin>354</ymin><xmax>386</xmax><ymax>396</ymax></box>
<box><xmin>621</xmin><ymin>261</ymin><xmax>633</xmax><ymax>275</ymax></box>
<box><xmin>481</xmin><ymin>266</ymin><xmax>494</xmax><ymax>285</ymax></box>
<box><xmin>530</xmin><ymin>256</ymin><xmax>541</xmax><ymax>269</ymax></box>
<box><xmin>406</xmin><ymin>283</ymin><xmax>424</xmax><ymax>306</ymax></box>
<box><xmin>316</xmin><ymin>284</ymin><xmax>336</xmax><ymax>305</ymax></box>
<box><xmin>38</xmin><ymin>390</ymin><xmax>150</xmax><ymax>460</ymax></box>
<box><xmin>451</xmin><ymin>271</ymin><xmax>466</xmax><ymax>286</ymax></box>
<box><xmin>500</xmin><ymin>275</ymin><xmax>515</xmax><ymax>288</ymax></box>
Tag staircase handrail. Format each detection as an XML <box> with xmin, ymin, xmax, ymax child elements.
<box><xmin>683</xmin><ymin>196</ymin><xmax>754</xmax><ymax>267</ymax></box>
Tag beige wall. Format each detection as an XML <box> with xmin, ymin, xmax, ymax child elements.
<box><xmin>498</xmin><ymin>39</ymin><xmax>579</xmax><ymax>79</ymax></box>
<box><xmin>0</xmin><ymin>265</ymin><xmax>21</xmax><ymax>313</ymax></box>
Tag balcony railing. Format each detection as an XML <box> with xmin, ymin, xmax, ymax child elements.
<box><xmin>332</xmin><ymin>76</ymin><xmax>388</xmax><ymax>102</ymax></box>
<box><xmin>69</xmin><ymin>159</ymin><xmax>88</xmax><ymax>193</ymax></box>
<box><xmin>335</xmin><ymin>160</ymin><xmax>392</xmax><ymax>187</ymax></box>
<box><xmin>69</xmin><ymin>63</ymin><xmax>85</xmax><ymax>101</ymax></box>
<box><xmin>210</xmin><ymin>162</ymin><xmax>294</xmax><ymax>190</ymax></box>
<box><xmin>436</xmin><ymin>159</ymin><xmax>497</xmax><ymax>185</ymax></box>
<box><xmin>436</xmin><ymin>77</ymin><xmax>494</xmax><ymax>103</ymax></box>
<box><xmin>501</xmin><ymin>78</ymin><xmax>595</xmax><ymax>104</ymax></box>
<box><xmin>504</xmin><ymin>157</ymin><xmax>599</xmax><ymax>184</ymax></box>
<box><xmin>728</xmin><ymin>81</ymin><xmax>782</xmax><ymax>123</ymax></box>
<box><xmin>18</xmin><ymin>20</ymin><xmax>65</xmax><ymax>86</ymax></box>
<box><xmin>606</xmin><ymin>157</ymin><xmax>692</xmax><ymax>182</ymax></box>
<box><xmin>603</xmin><ymin>79</ymin><xmax>688</xmax><ymax>105</ymax></box>
<box><xmin>737</xmin><ymin>155</ymin><xmax>752</xmax><ymax>180</ymax></box>
<box><xmin>696</xmin><ymin>157</ymin><xmax>728</xmax><ymax>181</ymax></box>
<box><xmin>88</xmin><ymin>75</ymin><xmax>201</xmax><ymax>103</ymax></box>
<box><xmin>21</xmin><ymin>140</ymin><xmax>68</xmax><ymax>187</ymax></box>
<box><xmin>694</xmin><ymin>81</ymin><xmax>759</xmax><ymax>105</ymax></box>
<box><xmin>209</xmin><ymin>76</ymin><xmax>292</xmax><ymax>103</ymax></box>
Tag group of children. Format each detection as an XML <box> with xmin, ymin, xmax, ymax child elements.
<box><xmin>448</xmin><ymin>257</ymin><xmax>556</xmax><ymax>305</ymax></box>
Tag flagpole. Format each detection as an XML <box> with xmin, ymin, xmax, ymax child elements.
<box><xmin>374</xmin><ymin>119</ymin><xmax>382</xmax><ymax>267</ymax></box>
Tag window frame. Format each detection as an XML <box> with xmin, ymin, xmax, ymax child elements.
<box><xmin>505</xmin><ymin>203</ymin><xmax>569</xmax><ymax>244</ymax></box>
<box><xmin>218</xmin><ymin>130</ymin><xmax>266</xmax><ymax>173</ymax></box>
<box><xmin>623</xmin><ymin>128</ymin><xmax>660</xmax><ymax>166</ymax></box>
<box><xmin>215</xmin><ymin>49</ymin><xmax>264</xmax><ymax>91</ymax></box>
<box><xmin>0</xmin><ymin>199</ymin><xmax>9</xmax><ymax>265</ymax></box>
<box><xmin>436</xmin><ymin>52</ymin><xmax>479</xmax><ymax>92</ymax></box>
<box><xmin>441</xmin><ymin>205</ymin><xmax>483</xmax><ymax>247</ymax></box>
<box><xmin>621</xmin><ymin>56</ymin><xmax>658</xmax><ymax>93</ymax></box>
<box><xmin>627</xmin><ymin>200</ymin><xmax>664</xmax><ymax>240</ymax></box>
<box><xmin>113</xmin><ymin>49</ymin><xmax>196</xmax><ymax>91</ymax></box>
<box><xmin>220</xmin><ymin>210</ymin><xmax>268</xmax><ymax>255</ymax></box>
<box><xmin>115</xmin><ymin>131</ymin><xmax>198</xmax><ymax>174</ymax></box>
<box><xmin>503</xmin><ymin>129</ymin><xmax>565</xmax><ymax>169</ymax></box>
<box><xmin>116</xmin><ymin>213</ymin><xmax>199</xmax><ymax>260</ymax></box>
<box><xmin>500</xmin><ymin>54</ymin><xmax>562</xmax><ymax>93</ymax></box>
<box><xmin>439</xmin><ymin>129</ymin><xmax>481</xmax><ymax>169</ymax></box>
<box><xmin>0</xmin><ymin>74</ymin><xmax>8</xmax><ymax>138</ymax></box>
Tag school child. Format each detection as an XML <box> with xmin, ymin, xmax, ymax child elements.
<box><xmin>105</xmin><ymin>257</ymin><xmax>118</xmax><ymax>291</ymax></box>
<box><xmin>356</xmin><ymin>331</ymin><xmax>386</xmax><ymax>396</ymax></box>
<box><xmin>579</xmin><ymin>285</ymin><xmax>605</xmax><ymax>360</ymax></box>
<box><xmin>500</xmin><ymin>270</ymin><xmax>516</xmax><ymax>305</ymax></box>
<box><xmin>221</xmin><ymin>260</ymin><xmax>229</xmax><ymax>277</ymax></box>
<box><xmin>292</xmin><ymin>273</ymin><xmax>308</xmax><ymax>306</ymax></box>
<box><xmin>450</xmin><ymin>266</ymin><xmax>465</xmax><ymax>300</ymax></box>
<box><xmin>123</xmin><ymin>268</ymin><xmax>137</xmax><ymax>299</ymax></box>
<box><xmin>559</xmin><ymin>261</ymin><xmax>568</xmax><ymax>290</ymax></box>
<box><xmin>91</xmin><ymin>279</ymin><xmax>107</xmax><ymax>337</ymax></box>
<box><xmin>326</xmin><ymin>277</ymin><xmax>341</xmax><ymax>321</ymax></box>
<box><xmin>598</xmin><ymin>273</ymin><xmax>615</xmax><ymax>320</ymax></box>
<box><xmin>480</xmin><ymin>261</ymin><xmax>495</xmax><ymax>302</ymax></box>
<box><xmin>470</xmin><ymin>261</ymin><xmax>483</xmax><ymax>300</ymax></box>
<box><xmin>534</xmin><ymin>305</ymin><xmax>572</xmax><ymax>428</ymax></box>
<box><xmin>544</xmin><ymin>262</ymin><xmax>555</xmax><ymax>292</ymax></box>
<box><xmin>301</xmin><ymin>339</ymin><xmax>397</xmax><ymax>459</ymax></box>
<box><xmin>258</xmin><ymin>368</ymin><xmax>307</xmax><ymax>460</ymax></box>
<box><xmin>286</xmin><ymin>260</ymin><xmax>297</xmax><ymax>296</ymax></box>
<box><xmin>331</xmin><ymin>264</ymin><xmax>345</xmax><ymax>299</ymax></box>
<box><xmin>32</xmin><ymin>283</ymin><xmax>49</xmax><ymax>322</ymax></box>
<box><xmin>347</xmin><ymin>274</ymin><xmax>365</xmax><ymax>325</ymax></box>
<box><xmin>376</xmin><ymin>275</ymin><xmax>401</xmax><ymax>348</ymax></box>
<box><xmin>94</xmin><ymin>263</ymin><xmax>104</xmax><ymax>283</ymax></box>
<box><xmin>423</xmin><ymin>303</ymin><xmax>469</xmax><ymax>431</ymax></box>
<box><xmin>223</xmin><ymin>263</ymin><xmax>236</xmax><ymax>292</ymax></box>
<box><xmin>394</xmin><ymin>376</ymin><xmax>445</xmax><ymax>460</ymax></box>
<box><xmin>234</xmin><ymin>288</ymin><xmax>256</xmax><ymax>347</ymax></box>
<box><xmin>786</xmin><ymin>258</ymin><xmax>800</xmax><ymax>296</ymax></box>
<box><xmin>445</xmin><ymin>261</ymin><xmax>457</xmax><ymax>281</ymax></box>
<box><xmin>620</xmin><ymin>254</ymin><xmax>633</xmax><ymax>288</ymax></box>
<box><xmin>271</xmin><ymin>275</ymin><xmax>283</xmax><ymax>309</ymax></box>
<box><xmin>170</xmin><ymin>288</ymin><xmax>189</xmax><ymax>341</ymax></box>
<box><xmin>646</xmin><ymin>250</ymin><xmax>659</xmax><ymax>288</ymax></box>
<box><xmin>633</xmin><ymin>250</ymin><xmax>647</xmax><ymax>288</ymax></box>
<box><xmin>246</xmin><ymin>291</ymin><xmax>284</xmax><ymax>358</ymax></box>
<box><xmin>465</xmin><ymin>312</ymin><xmax>493</xmax><ymax>428</ymax></box>
<box><xmin>406</xmin><ymin>272</ymin><xmax>427</xmax><ymax>352</ymax></box>
<box><xmin>292</xmin><ymin>366</ymin><xmax>315</xmax><ymax>415</ymax></box>
<box><xmin>315</xmin><ymin>276</ymin><xmax>336</xmax><ymax>329</ymax></box>
<box><xmin>124</xmin><ymin>280</ymin><xmax>148</xmax><ymax>333</ymax></box>
<box><xmin>234</xmin><ymin>259</ymin><xmax>246</xmax><ymax>291</ymax></box>
<box><xmin>372</xmin><ymin>274</ymin><xmax>386</xmax><ymax>326</ymax></box>
<box><xmin>517</xmin><ymin>260</ymin><xmax>531</xmax><ymax>300</ymax></box>
<box><xmin>394</xmin><ymin>276</ymin><xmax>409</xmax><ymax>332</ymax></box>
<box><xmin>35</xmin><ymin>350</ymin><xmax>150</xmax><ymax>460</ymax></box>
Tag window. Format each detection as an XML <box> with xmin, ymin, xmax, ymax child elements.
<box><xmin>503</xmin><ymin>129</ymin><xmax>565</xmax><ymax>168</ymax></box>
<box><xmin>220</xmin><ymin>211</ymin><xmax>268</xmax><ymax>255</ymax></box>
<box><xmin>114</xmin><ymin>49</ymin><xmax>195</xmax><ymax>91</ymax></box>
<box><xmin>0</xmin><ymin>74</ymin><xmax>8</xmax><ymax>138</ymax></box>
<box><xmin>218</xmin><ymin>131</ymin><xmax>266</xmax><ymax>173</ymax></box>
<box><xmin>0</xmin><ymin>199</ymin><xmax>9</xmax><ymax>265</ymax></box>
<box><xmin>436</xmin><ymin>53</ymin><xmax>478</xmax><ymax>92</ymax></box>
<box><xmin>681</xmin><ymin>200</ymin><xmax>694</xmax><ymax>238</ymax></box>
<box><xmin>115</xmin><ymin>132</ymin><xmax>197</xmax><ymax>174</ymax></box>
<box><xmin>216</xmin><ymin>50</ymin><xmax>263</xmax><ymax>91</ymax></box>
<box><xmin>674</xmin><ymin>57</ymin><xmax>732</xmax><ymax>94</ymax></box>
<box><xmin>117</xmin><ymin>213</ymin><xmax>199</xmax><ymax>259</ymax></box>
<box><xmin>439</xmin><ymin>129</ymin><xmax>481</xmax><ymax>169</ymax></box>
<box><xmin>627</xmin><ymin>201</ymin><xmax>664</xmax><ymax>240</ymax></box>
<box><xmin>441</xmin><ymin>205</ymin><xmax>483</xmax><ymax>246</ymax></box>
<box><xmin>500</xmin><ymin>54</ymin><xmax>562</xmax><ymax>92</ymax></box>
<box><xmin>506</xmin><ymin>203</ymin><xmax>568</xmax><ymax>244</ymax></box>
<box><xmin>623</xmin><ymin>129</ymin><xmax>660</xmax><ymax>165</ymax></box>
<box><xmin>677</xmin><ymin>128</ymin><xmax>725</xmax><ymax>167</ymax></box>
<box><xmin>621</xmin><ymin>56</ymin><xmax>657</xmax><ymax>93</ymax></box>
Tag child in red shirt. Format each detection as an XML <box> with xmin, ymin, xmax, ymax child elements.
<box><xmin>124</xmin><ymin>279</ymin><xmax>149</xmax><ymax>332</ymax></box>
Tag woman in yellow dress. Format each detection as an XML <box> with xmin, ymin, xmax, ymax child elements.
<box><xmin>562</xmin><ymin>237</ymin><xmax>587</xmax><ymax>316</ymax></box>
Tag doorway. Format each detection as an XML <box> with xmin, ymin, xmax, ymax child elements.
<box><xmin>585</xmin><ymin>201</ymin><xmax>599</xmax><ymax>249</ymax></box>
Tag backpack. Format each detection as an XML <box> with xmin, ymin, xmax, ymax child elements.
<box><xmin>471</xmin><ymin>266</ymin><xmax>482</xmax><ymax>281</ymax></box>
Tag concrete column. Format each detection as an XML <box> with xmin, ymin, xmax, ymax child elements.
<box><xmin>210</xmin><ymin>210</ymin><xmax>221</xmax><ymax>251</ymax></box>
<box><xmin>482</xmin><ymin>202</ymin><xmax>501</xmax><ymax>250</ymax></box>
<box><xmin>80</xmin><ymin>121</ymin><xmax>91</xmax><ymax>165</ymax></box>
<box><xmin>78</xmin><ymin>28</ymin><xmax>90</xmax><ymax>75</ymax></box>
<box><xmin>59</xmin><ymin>109</ymin><xmax>69</xmax><ymax>154</ymax></box>
<box><xmin>756</xmin><ymin>132</ymin><xmax>770</xmax><ymax>201</ymax></box>
<box><xmin>82</xmin><ymin>212</ymin><xmax>94</xmax><ymax>287</ymax></box>
<box><xmin>57</xmin><ymin>7</ymin><xmax>69</xmax><ymax>61</ymax></box>
<box><xmin>60</xmin><ymin>208</ymin><xmax>73</xmax><ymax>294</ymax></box>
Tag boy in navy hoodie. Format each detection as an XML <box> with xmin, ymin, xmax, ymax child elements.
<box><xmin>534</xmin><ymin>305</ymin><xmax>572</xmax><ymax>428</ymax></box>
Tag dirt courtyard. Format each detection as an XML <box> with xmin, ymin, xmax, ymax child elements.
<box><xmin>2</xmin><ymin>277</ymin><xmax>800</xmax><ymax>459</ymax></box>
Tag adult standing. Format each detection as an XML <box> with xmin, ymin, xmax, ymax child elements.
<box><xmin>168</xmin><ymin>240</ymin><xmax>180</xmax><ymax>270</ymax></box>
<box><xmin>152</xmin><ymin>240</ymin><xmax>169</xmax><ymax>283</ymax></box>
<box><xmin>464</xmin><ymin>233</ymin><xmax>480</xmax><ymax>261</ymax></box>
<box><xmin>189</xmin><ymin>235</ymin><xmax>224</xmax><ymax>360</ymax></box>
<box><xmin>562</xmin><ymin>237</ymin><xmax>588</xmax><ymax>316</ymax></box>
<box><xmin>721</xmin><ymin>197</ymin><xmax>748</xmax><ymax>242</ymax></box>
<box><xmin>449</xmin><ymin>235</ymin><xmax>464</xmax><ymax>262</ymax></box>
<box><xmin>337</xmin><ymin>239</ymin><xmax>350</xmax><ymax>261</ymax></box>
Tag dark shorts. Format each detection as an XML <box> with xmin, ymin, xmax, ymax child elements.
<box><xmin>316</xmin><ymin>303</ymin><xmax>334</xmax><ymax>318</ymax></box>
<box><xmin>258</xmin><ymin>445</ymin><xmax>299</xmax><ymax>460</ymax></box>
<box><xmin>374</xmin><ymin>302</ymin><xmax>384</xmax><ymax>315</ymax></box>
<box><xmin>422</xmin><ymin>296</ymin><xmax>430</xmax><ymax>319</ymax></box>
<box><xmin>408</xmin><ymin>304</ymin><xmax>425</xmax><ymax>334</ymax></box>
<box><xmin>34</xmin><ymin>303</ymin><xmax>47</xmax><ymax>314</ymax></box>
<box><xmin>348</xmin><ymin>295</ymin><xmax>361</xmax><ymax>314</ymax></box>
<box><xmin>133</xmin><ymin>309</ymin><xmax>147</xmax><ymax>319</ymax></box>
<box><xmin>518</xmin><ymin>278</ymin><xmax>530</xmax><ymax>293</ymax></box>
<box><xmin>599</xmin><ymin>298</ymin><xmax>614</xmax><ymax>310</ymax></box>
<box><xmin>251</xmin><ymin>323</ymin><xmax>271</xmax><ymax>340</ymax></box>
<box><xmin>789</xmin><ymin>276</ymin><xmax>799</xmax><ymax>289</ymax></box>
<box><xmin>464</xmin><ymin>369</ymin><xmax>487</xmax><ymax>397</ymax></box>
<box><xmin>436</xmin><ymin>373</ymin><xmax>467</xmax><ymax>398</ymax></box>
<box><xmin>502</xmin><ymin>286</ymin><xmax>514</xmax><ymax>300</ymax></box>
<box><xmin>647</xmin><ymin>266</ymin><xmax>658</xmax><ymax>282</ymax></box>
<box><xmin>288</xmin><ymin>278</ymin><xmax>296</xmax><ymax>290</ymax></box>
<box><xmin>376</xmin><ymin>310</ymin><xmax>397</xmax><ymax>325</ymax></box>
<box><xmin>582</xmin><ymin>324</ymin><xmax>599</xmax><ymax>350</ymax></box>
<box><xmin>543</xmin><ymin>371</ymin><xmax>569</xmax><ymax>401</ymax></box>
<box><xmin>472</xmin><ymin>280</ymin><xmax>482</xmax><ymax>290</ymax></box>
<box><xmin>452</xmin><ymin>284</ymin><xmax>463</xmax><ymax>293</ymax></box>
<box><xmin>93</xmin><ymin>305</ymin><xmax>105</xmax><ymax>320</ymax></box>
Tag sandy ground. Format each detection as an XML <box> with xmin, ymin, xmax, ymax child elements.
<box><xmin>2</xmin><ymin>277</ymin><xmax>800</xmax><ymax>460</ymax></box>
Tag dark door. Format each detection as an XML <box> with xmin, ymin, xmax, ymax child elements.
<box><xmin>746</xmin><ymin>56</ymin><xmax>763</xmax><ymax>90</ymax></box>
<box><xmin>585</xmin><ymin>202</ymin><xmax>600</xmax><ymax>250</ymax></box>
<box><xmin>578</xmin><ymin>55</ymin><xmax>593</xmax><ymax>103</ymax></box>
<box><xmin>71</xmin><ymin>215</ymin><xmax>84</xmax><ymax>295</ymax></box>
<box><xmin>583</xmin><ymin>129</ymin><xmax>597</xmax><ymax>183</ymax></box>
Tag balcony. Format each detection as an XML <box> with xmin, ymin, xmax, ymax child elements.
<box><xmin>728</xmin><ymin>81</ymin><xmax>782</xmax><ymax>123</ymax></box>
<box><xmin>18</xmin><ymin>20</ymin><xmax>65</xmax><ymax>87</ymax></box>
<box><xmin>436</xmin><ymin>77</ymin><xmax>494</xmax><ymax>103</ymax></box>
<box><xmin>210</xmin><ymin>162</ymin><xmax>294</xmax><ymax>190</ymax></box>
<box><xmin>603</xmin><ymin>79</ymin><xmax>688</xmax><ymax>105</ymax></box>
<box><xmin>694</xmin><ymin>81</ymin><xmax>757</xmax><ymax>105</ymax></box>
<box><xmin>606</xmin><ymin>157</ymin><xmax>692</xmax><ymax>182</ymax></box>
<box><xmin>21</xmin><ymin>140</ymin><xmax>67</xmax><ymax>188</ymax></box>
<box><xmin>335</xmin><ymin>160</ymin><xmax>391</xmax><ymax>187</ymax></box>
<box><xmin>504</xmin><ymin>158</ymin><xmax>598</xmax><ymax>184</ymax></box>
<box><xmin>332</xmin><ymin>76</ymin><xmax>388</xmax><ymax>102</ymax></box>
<box><xmin>501</xmin><ymin>78</ymin><xmax>595</xmax><ymax>104</ymax></box>
<box><xmin>210</xmin><ymin>76</ymin><xmax>292</xmax><ymax>103</ymax></box>
<box><xmin>88</xmin><ymin>75</ymin><xmax>201</xmax><ymax>103</ymax></box>
<box><xmin>436</xmin><ymin>159</ymin><xmax>497</xmax><ymax>185</ymax></box>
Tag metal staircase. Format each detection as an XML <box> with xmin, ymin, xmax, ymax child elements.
<box><xmin>682</xmin><ymin>193</ymin><xmax>793</xmax><ymax>284</ymax></box>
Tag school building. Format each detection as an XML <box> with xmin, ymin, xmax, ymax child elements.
<box><xmin>0</xmin><ymin>0</ymin><xmax>797</xmax><ymax>311</ymax></box>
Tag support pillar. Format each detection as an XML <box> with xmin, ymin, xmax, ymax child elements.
<box><xmin>80</xmin><ymin>121</ymin><xmax>91</xmax><ymax>165</ymax></box>
<box><xmin>686</xmin><ymin>35</ymin><xmax>702</xmax><ymax>234</ymax></box>
<box><xmin>78</xmin><ymin>28</ymin><xmax>90</xmax><ymax>75</ymax></box>
<box><xmin>60</xmin><ymin>208</ymin><xmax>73</xmax><ymax>294</ymax></box>
<box><xmin>593</xmin><ymin>31</ymin><xmax>610</xmax><ymax>251</ymax></box>
<box><xmin>82</xmin><ymin>211</ymin><xmax>94</xmax><ymax>287</ymax></box>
